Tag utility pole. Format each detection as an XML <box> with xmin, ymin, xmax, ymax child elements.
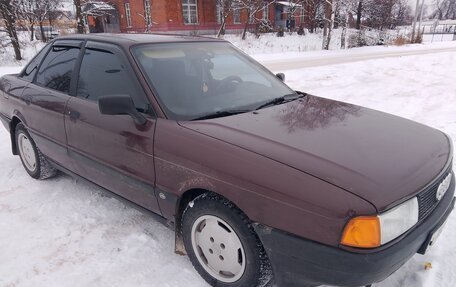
<box><xmin>411</xmin><ymin>0</ymin><xmax>421</xmax><ymax>42</ymax></box>
<box><xmin>417</xmin><ymin>0</ymin><xmax>425</xmax><ymax>38</ymax></box>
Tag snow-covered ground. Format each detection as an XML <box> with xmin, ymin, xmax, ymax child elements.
<box><xmin>0</xmin><ymin>40</ymin><xmax>455</xmax><ymax>287</ymax></box>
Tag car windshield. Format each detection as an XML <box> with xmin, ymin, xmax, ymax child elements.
<box><xmin>132</xmin><ymin>42</ymin><xmax>295</xmax><ymax>120</ymax></box>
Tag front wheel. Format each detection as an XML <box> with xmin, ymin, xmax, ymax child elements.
<box><xmin>15</xmin><ymin>123</ymin><xmax>57</xmax><ymax>180</ymax></box>
<box><xmin>182</xmin><ymin>193</ymin><xmax>271</xmax><ymax>287</ymax></box>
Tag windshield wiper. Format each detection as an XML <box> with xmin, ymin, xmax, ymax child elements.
<box><xmin>255</xmin><ymin>93</ymin><xmax>304</xmax><ymax>111</ymax></box>
<box><xmin>192</xmin><ymin>109</ymin><xmax>251</xmax><ymax>121</ymax></box>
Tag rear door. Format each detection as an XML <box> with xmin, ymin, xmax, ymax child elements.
<box><xmin>65</xmin><ymin>41</ymin><xmax>160</xmax><ymax>213</ymax></box>
<box><xmin>20</xmin><ymin>40</ymin><xmax>82</xmax><ymax>169</ymax></box>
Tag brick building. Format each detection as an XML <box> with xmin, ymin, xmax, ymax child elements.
<box><xmin>105</xmin><ymin>0</ymin><xmax>308</xmax><ymax>34</ymax></box>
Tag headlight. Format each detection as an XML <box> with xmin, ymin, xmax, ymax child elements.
<box><xmin>379</xmin><ymin>197</ymin><xmax>418</xmax><ymax>244</ymax></box>
<box><xmin>341</xmin><ymin>197</ymin><xmax>418</xmax><ymax>248</ymax></box>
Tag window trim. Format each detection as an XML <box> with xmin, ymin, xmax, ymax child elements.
<box><xmin>125</xmin><ymin>3</ymin><xmax>132</xmax><ymax>28</ymax></box>
<box><xmin>182</xmin><ymin>0</ymin><xmax>199</xmax><ymax>25</ymax></box>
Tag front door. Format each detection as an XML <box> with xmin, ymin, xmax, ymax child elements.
<box><xmin>22</xmin><ymin>40</ymin><xmax>82</xmax><ymax>169</ymax></box>
<box><xmin>65</xmin><ymin>41</ymin><xmax>160</xmax><ymax>213</ymax></box>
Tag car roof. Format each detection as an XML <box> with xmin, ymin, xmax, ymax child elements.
<box><xmin>56</xmin><ymin>33</ymin><xmax>227</xmax><ymax>47</ymax></box>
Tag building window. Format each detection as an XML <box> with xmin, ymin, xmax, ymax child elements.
<box><xmin>262</xmin><ymin>2</ymin><xmax>269</xmax><ymax>20</ymax></box>
<box><xmin>144</xmin><ymin>0</ymin><xmax>152</xmax><ymax>27</ymax></box>
<box><xmin>125</xmin><ymin>3</ymin><xmax>132</xmax><ymax>27</ymax></box>
<box><xmin>233</xmin><ymin>7</ymin><xmax>241</xmax><ymax>24</ymax></box>
<box><xmin>182</xmin><ymin>0</ymin><xmax>198</xmax><ymax>24</ymax></box>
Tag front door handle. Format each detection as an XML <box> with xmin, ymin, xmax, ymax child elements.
<box><xmin>67</xmin><ymin>109</ymin><xmax>80</xmax><ymax>121</ymax></box>
<box><xmin>23</xmin><ymin>95</ymin><xmax>32</xmax><ymax>105</ymax></box>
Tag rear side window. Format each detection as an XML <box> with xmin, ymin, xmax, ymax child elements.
<box><xmin>77</xmin><ymin>48</ymin><xmax>149</xmax><ymax>111</ymax></box>
<box><xmin>35</xmin><ymin>45</ymin><xmax>80</xmax><ymax>94</ymax></box>
<box><xmin>21</xmin><ymin>44</ymin><xmax>50</xmax><ymax>82</ymax></box>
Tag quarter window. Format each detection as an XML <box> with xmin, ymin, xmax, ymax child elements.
<box><xmin>182</xmin><ymin>0</ymin><xmax>198</xmax><ymax>24</ymax></box>
<box><xmin>21</xmin><ymin>43</ymin><xmax>50</xmax><ymax>82</ymax></box>
<box><xmin>77</xmin><ymin>48</ymin><xmax>149</xmax><ymax>112</ymax></box>
<box><xmin>35</xmin><ymin>45</ymin><xmax>80</xmax><ymax>94</ymax></box>
<box><xmin>125</xmin><ymin>3</ymin><xmax>132</xmax><ymax>27</ymax></box>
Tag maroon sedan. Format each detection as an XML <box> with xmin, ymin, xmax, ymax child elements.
<box><xmin>0</xmin><ymin>34</ymin><xmax>454</xmax><ymax>287</ymax></box>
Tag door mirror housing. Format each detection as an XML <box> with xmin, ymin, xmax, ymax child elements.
<box><xmin>98</xmin><ymin>95</ymin><xmax>147</xmax><ymax>125</ymax></box>
<box><xmin>276</xmin><ymin>73</ymin><xmax>285</xmax><ymax>82</ymax></box>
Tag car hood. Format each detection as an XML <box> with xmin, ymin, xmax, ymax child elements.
<box><xmin>179</xmin><ymin>96</ymin><xmax>452</xmax><ymax>212</ymax></box>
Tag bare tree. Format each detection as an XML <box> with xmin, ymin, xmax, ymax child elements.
<box><xmin>395</xmin><ymin>0</ymin><xmax>412</xmax><ymax>26</ymax></box>
<box><xmin>33</xmin><ymin>0</ymin><xmax>60</xmax><ymax>42</ymax></box>
<box><xmin>216</xmin><ymin>0</ymin><xmax>235</xmax><ymax>38</ymax></box>
<box><xmin>356</xmin><ymin>0</ymin><xmax>363</xmax><ymax>29</ymax></box>
<box><xmin>0</xmin><ymin>0</ymin><xmax>21</xmax><ymax>60</ymax></box>
<box><xmin>234</xmin><ymin>0</ymin><xmax>275</xmax><ymax>40</ymax></box>
<box><xmin>339</xmin><ymin>0</ymin><xmax>357</xmax><ymax>48</ymax></box>
<box><xmin>74</xmin><ymin>0</ymin><xmax>84</xmax><ymax>33</ymax></box>
<box><xmin>305</xmin><ymin>0</ymin><xmax>324</xmax><ymax>33</ymax></box>
<box><xmin>431</xmin><ymin>0</ymin><xmax>456</xmax><ymax>19</ymax></box>
<box><xmin>322</xmin><ymin>0</ymin><xmax>335</xmax><ymax>50</ymax></box>
<box><xmin>17</xmin><ymin>0</ymin><xmax>36</xmax><ymax>41</ymax></box>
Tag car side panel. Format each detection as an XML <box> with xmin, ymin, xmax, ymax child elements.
<box><xmin>0</xmin><ymin>75</ymin><xmax>28</xmax><ymax>129</ymax></box>
<box><xmin>20</xmin><ymin>83</ymin><xmax>74</xmax><ymax>169</ymax></box>
<box><xmin>154</xmin><ymin>119</ymin><xmax>377</xmax><ymax>247</ymax></box>
<box><xmin>65</xmin><ymin>97</ymin><xmax>161</xmax><ymax>214</ymax></box>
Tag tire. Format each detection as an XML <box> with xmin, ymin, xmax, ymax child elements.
<box><xmin>182</xmin><ymin>193</ymin><xmax>272</xmax><ymax>287</ymax></box>
<box><xmin>15</xmin><ymin>123</ymin><xmax>57</xmax><ymax>180</ymax></box>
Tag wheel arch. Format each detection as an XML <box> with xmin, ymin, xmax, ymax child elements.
<box><xmin>9</xmin><ymin>115</ymin><xmax>23</xmax><ymax>155</ymax></box>
<box><xmin>174</xmin><ymin>188</ymin><xmax>210</xmax><ymax>255</ymax></box>
<box><xmin>174</xmin><ymin>188</ymin><xmax>251</xmax><ymax>256</ymax></box>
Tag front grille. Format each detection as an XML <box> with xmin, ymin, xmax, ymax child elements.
<box><xmin>417</xmin><ymin>165</ymin><xmax>452</xmax><ymax>221</ymax></box>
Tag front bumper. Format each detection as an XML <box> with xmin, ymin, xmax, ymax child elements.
<box><xmin>254</xmin><ymin>173</ymin><xmax>455</xmax><ymax>287</ymax></box>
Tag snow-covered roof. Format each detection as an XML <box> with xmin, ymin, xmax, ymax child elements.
<box><xmin>276</xmin><ymin>1</ymin><xmax>302</xmax><ymax>7</ymax></box>
<box><xmin>82</xmin><ymin>1</ymin><xmax>116</xmax><ymax>13</ymax></box>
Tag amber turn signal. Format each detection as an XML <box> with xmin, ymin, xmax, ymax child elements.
<box><xmin>341</xmin><ymin>216</ymin><xmax>381</xmax><ymax>248</ymax></box>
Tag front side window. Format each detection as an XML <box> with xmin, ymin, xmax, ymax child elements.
<box><xmin>77</xmin><ymin>48</ymin><xmax>149</xmax><ymax>112</ymax></box>
<box><xmin>125</xmin><ymin>3</ymin><xmax>132</xmax><ymax>27</ymax></box>
<box><xmin>182</xmin><ymin>0</ymin><xmax>198</xmax><ymax>24</ymax></box>
<box><xmin>133</xmin><ymin>42</ymin><xmax>294</xmax><ymax>121</ymax></box>
<box><xmin>35</xmin><ymin>45</ymin><xmax>80</xmax><ymax>94</ymax></box>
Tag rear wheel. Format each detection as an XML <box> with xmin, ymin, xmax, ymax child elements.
<box><xmin>15</xmin><ymin>123</ymin><xmax>57</xmax><ymax>180</ymax></box>
<box><xmin>182</xmin><ymin>193</ymin><xmax>271</xmax><ymax>287</ymax></box>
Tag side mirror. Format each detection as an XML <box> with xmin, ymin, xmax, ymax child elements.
<box><xmin>98</xmin><ymin>95</ymin><xmax>147</xmax><ymax>125</ymax></box>
<box><xmin>276</xmin><ymin>73</ymin><xmax>285</xmax><ymax>82</ymax></box>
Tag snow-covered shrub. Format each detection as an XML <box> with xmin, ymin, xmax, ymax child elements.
<box><xmin>297</xmin><ymin>25</ymin><xmax>305</xmax><ymax>36</ymax></box>
<box><xmin>276</xmin><ymin>26</ymin><xmax>284</xmax><ymax>37</ymax></box>
<box><xmin>348</xmin><ymin>30</ymin><xmax>368</xmax><ymax>48</ymax></box>
<box><xmin>392</xmin><ymin>35</ymin><xmax>409</xmax><ymax>46</ymax></box>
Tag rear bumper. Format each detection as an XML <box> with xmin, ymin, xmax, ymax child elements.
<box><xmin>254</xmin><ymin>173</ymin><xmax>455</xmax><ymax>287</ymax></box>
